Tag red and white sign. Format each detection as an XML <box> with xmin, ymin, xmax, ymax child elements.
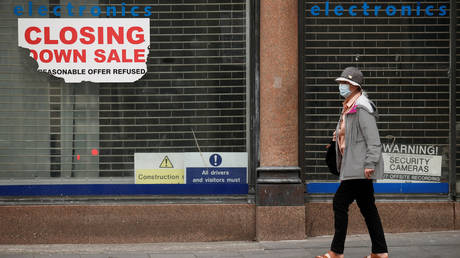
<box><xmin>18</xmin><ymin>18</ymin><xmax>149</xmax><ymax>83</ymax></box>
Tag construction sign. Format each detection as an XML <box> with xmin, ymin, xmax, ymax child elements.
<box><xmin>134</xmin><ymin>152</ymin><xmax>248</xmax><ymax>185</ymax></box>
<box><xmin>134</xmin><ymin>153</ymin><xmax>184</xmax><ymax>184</ymax></box>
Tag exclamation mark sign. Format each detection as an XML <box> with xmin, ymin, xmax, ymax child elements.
<box><xmin>209</xmin><ymin>154</ymin><xmax>222</xmax><ymax>167</ymax></box>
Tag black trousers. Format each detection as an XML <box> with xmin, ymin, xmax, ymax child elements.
<box><xmin>331</xmin><ymin>179</ymin><xmax>388</xmax><ymax>254</ymax></box>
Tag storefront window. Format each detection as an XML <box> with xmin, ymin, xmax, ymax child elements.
<box><xmin>302</xmin><ymin>1</ymin><xmax>452</xmax><ymax>194</ymax></box>
<box><xmin>0</xmin><ymin>0</ymin><xmax>249</xmax><ymax>189</ymax></box>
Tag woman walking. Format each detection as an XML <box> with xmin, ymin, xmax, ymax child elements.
<box><xmin>316</xmin><ymin>67</ymin><xmax>389</xmax><ymax>258</ymax></box>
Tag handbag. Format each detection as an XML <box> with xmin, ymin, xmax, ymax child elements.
<box><xmin>325</xmin><ymin>140</ymin><xmax>340</xmax><ymax>176</ymax></box>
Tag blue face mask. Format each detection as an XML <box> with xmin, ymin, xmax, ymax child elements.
<box><xmin>339</xmin><ymin>83</ymin><xmax>351</xmax><ymax>98</ymax></box>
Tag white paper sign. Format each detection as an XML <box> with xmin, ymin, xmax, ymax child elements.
<box><xmin>381</xmin><ymin>144</ymin><xmax>442</xmax><ymax>182</ymax></box>
<box><xmin>18</xmin><ymin>18</ymin><xmax>149</xmax><ymax>83</ymax></box>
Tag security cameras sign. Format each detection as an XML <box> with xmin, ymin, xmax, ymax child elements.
<box><xmin>381</xmin><ymin>144</ymin><xmax>442</xmax><ymax>182</ymax></box>
<box><xmin>18</xmin><ymin>18</ymin><xmax>149</xmax><ymax>83</ymax></box>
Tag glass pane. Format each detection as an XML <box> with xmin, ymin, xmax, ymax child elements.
<box><xmin>0</xmin><ymin>0</ymin><xmax>248</xmax><ymax>183</ymax></box>
<box><xmin>302</xmin><ymin>1</ymin><xmax>451</xmax><ymax>185</ymax></box>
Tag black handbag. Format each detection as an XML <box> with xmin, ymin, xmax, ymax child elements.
<box><xmin>325</xmin><ymin>140</ymin><xmax>340</xmax><ymax>176</ymax></box>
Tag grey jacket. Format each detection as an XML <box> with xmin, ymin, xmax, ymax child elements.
<box><xmin>335</xmin><ymin>94</ymin><xmax>384</xmax><ymax>181</ymax></box>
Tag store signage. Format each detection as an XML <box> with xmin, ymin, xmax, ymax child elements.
<box><xmin>382</xmin><ymin>144</ymin><xmax>442</xmax><ymax>182</ymax></box>
<box><xmin>134</xmin><ymin>152</ymin><xmax>248</xmax><ymax>184</ymax></box>
<box><xmin>306</xmin><ymin>1</ymin><xmax>447</xmax><ymax>17</ymax></box>
<box><xmin>134</xmin><ymin>153</ymin><xmax>185</xmax><ymax>184</ymax></box>
<box><xmin>14</xmin><ymin>2</ymin><xmax>154</xmax><ymax>18</ymax></box>
<box><xmin>18</xmin><ymin>18</ymin><xmax>149</xmax><ymax>83</ymax></box>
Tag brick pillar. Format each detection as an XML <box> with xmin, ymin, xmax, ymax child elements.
<box><xmin>256</xmin><ymin>0</ymin><xmax>305</xmax><ymax>241</ymax></box>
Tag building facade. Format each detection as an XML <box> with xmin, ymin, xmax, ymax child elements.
<box><xmin>0</xmin><ymin>0</ymin><xmax>458</xmax><ymax>243</ymax></box>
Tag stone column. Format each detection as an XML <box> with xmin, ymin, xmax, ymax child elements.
<box><xmin>256</xmin><ymin>0</ymin><xmax>305</xmax><ymax>240</ymax></box>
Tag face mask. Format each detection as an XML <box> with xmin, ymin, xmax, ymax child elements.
<box><xmin>339</xmin><ymin>83</ymin><xmax>351</xmax><ymax>98</ymax></box>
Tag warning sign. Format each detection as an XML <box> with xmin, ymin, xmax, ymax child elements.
<box><xmin>159</xmin><ymin>156</ymin><xmax>174</xmax><ymax>168</ymax></box>
<box><xmin>381</xmin><ymin>144</ymin><xmax>442</xmax><ymax>182</ymax></box>
<box><xmin>134</xmin><ymin>152</ymin><xmax>248</xmax><ymax>185</ymax></box>
<box><xmin>185</xmin><ymin>152</ymin><xmax>247</xmax><ymax>184</ymax></box>
<box><xmin>134</xmin><ymin>153</ymin><xmax>184</xmax><ymax>184</ymax></box>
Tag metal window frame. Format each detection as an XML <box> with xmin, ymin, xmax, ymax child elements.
<box><xmin>448</xmin><ymin>0</ymin><xmax>457</xmax><ymax>201</ymax></box>
<box><xmin>248</xmin><ymin>0</ymin><xmax>260</xmax><ymax>193</ymax></box>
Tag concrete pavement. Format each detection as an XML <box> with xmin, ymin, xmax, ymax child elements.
<box><xmin>0</xmin><ymin>231</ymin><xmax>459</xmax><ymax>258</ymax></box>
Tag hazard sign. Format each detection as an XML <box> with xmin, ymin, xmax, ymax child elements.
<box><xmin>134</xmin><ymin>153</ymin><xmax>184</xmax><ymax>184</ymax></box>
<box><xmin>159</xmin><ymin>156</ymin><xmax>174</xmax><ymax>168</ymax></box>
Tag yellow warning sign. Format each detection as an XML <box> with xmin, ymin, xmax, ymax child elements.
<box><xmin>159</xmin><ymin>156</ymin><xmax>173</xmax><ymax>168</ymax></box>
<box><xmin>136</xmin><ymin>169</ymin><xmax>184</xmax><ymax>184</ymax></box>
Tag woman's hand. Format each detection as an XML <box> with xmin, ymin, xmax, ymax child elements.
<box><xmin>364</xmin><ymin>168</ymin><xmax>374</xmax><ymax>179</ymax></box>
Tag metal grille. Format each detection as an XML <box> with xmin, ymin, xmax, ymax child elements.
<box><xmin>0</xmin><ymin>0</ymin><xmax>52</xmax><ymax>179</ymax></box>
<box><xmin>302</xmin><ymin>1</ymin><xmax>451</xmax><ymax>181</ymax></box>
<box><xmin>456</xmin><ymin>2</ymin><xmax>459</xmax><ymax>192</ymax></box>
<box><xmin>0</xmin><ymin>0</ymin><xmax>248</xmax><ymax>180</ymax></box>
<box><xmin>98</xmin><ymin>0</ymin><xmax>248</xmax><ymax>177</ymax></box>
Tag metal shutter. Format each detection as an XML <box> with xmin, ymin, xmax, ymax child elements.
<box><xmin>302</xmin><ymin>1</ymin><xmax>451</xmax><ymax>181</ymax></box>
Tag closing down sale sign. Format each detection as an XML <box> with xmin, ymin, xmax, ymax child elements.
<box><xmin>18</xmin><ymin>18</ymin><xmax>149</xmax><ymax>83</ymax></box>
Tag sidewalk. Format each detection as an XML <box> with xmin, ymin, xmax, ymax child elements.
<box><xmin>0</xmin><ymin>231</ymin><xmax>459</xmax><ymax>258</ymax></box>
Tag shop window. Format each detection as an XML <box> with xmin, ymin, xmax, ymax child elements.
<box><xmin>0</xmin><ymin>0</ymin><xmax>248</xmax><ymax>188</ymax></box>
<box><xmin>302</xmin><ymin>1</ymin><xmax>452</xmax><ymax>192</ymax></box>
